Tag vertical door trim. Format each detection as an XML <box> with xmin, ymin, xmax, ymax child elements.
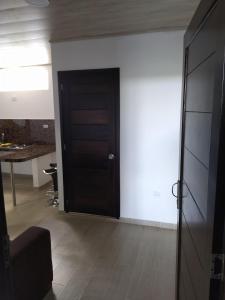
<box><xmin>0</xmin><ymin>164</ymin><xmax>14</xmax><ymax>300</ymax></box>
<box><xmin>176</xmin><ymin>47</ymin><xmax>189</xmax><ymax>300</ymax></box>
<box><xmin>209</xmin><ymin>47</ymin><xmax>225</xmax><ymax>299</ymax></box>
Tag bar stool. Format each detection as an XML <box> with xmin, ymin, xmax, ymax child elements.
<box><xmin>43</xmin><ymin>164</ymin><xmax>58</xmax><ymax>207</ymax></box>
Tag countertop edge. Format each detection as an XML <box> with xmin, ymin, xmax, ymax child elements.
<box><xmin>0</xmin><ymin>145</ymin><xmax>56</xmax><ymax>163</ymax></box>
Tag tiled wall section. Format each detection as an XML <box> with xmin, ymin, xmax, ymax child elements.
<box><xmin>0</xmin><ymin>120</ymin><xmax>55</xmax><ymax>145</ymax></box>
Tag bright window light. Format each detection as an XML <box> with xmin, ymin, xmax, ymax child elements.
<box><xmin>0</xmin><ymin>66</ymin><xmax>49</xmax><ymax>92</ymax></box>
<box><xmin>0</xmin><ymin>43</ymin><xmax>50</xmax><ymax>68</ymax></box>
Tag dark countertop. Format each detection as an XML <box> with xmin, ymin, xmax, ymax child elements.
<box><xmin>0</xmin><ymin>144</ymin><xmax>56</xmax><ymax>162</ymax></box>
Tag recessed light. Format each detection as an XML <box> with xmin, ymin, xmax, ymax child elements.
<box><xmin>25</xmin><ymin>0</ymin><xmax>49</xmax><ymax>7</ymax></box>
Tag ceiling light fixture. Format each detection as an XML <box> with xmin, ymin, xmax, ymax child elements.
<box><xmin>25</xmin><ymin>0</ymin><xmax>49</xmax><ymax>7</ymax></box>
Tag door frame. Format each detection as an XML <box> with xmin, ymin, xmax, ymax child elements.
<box><xmin>176</xmin><ymin>0</ymin><xmax>225</xmax><ymax>299</ymax></box>
<box><xmin>0</xmin><ymin>164</ymin><xmax>14</xmax><ymax>300</ymax></box>
<box><xmin>175</xmin><ymin>47</ymin><xmax>188</xmax><ymax>300</ymax></box>
<box><xmin>58</xmin><ymin>68</ymin><xmax>120</xmax><ymax>218</ymax></box>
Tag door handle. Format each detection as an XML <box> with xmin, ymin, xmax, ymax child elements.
<box><xmin>108</xmin><ymin>153</ymin><xmax>115</xmax><ymax>160</ymax></box>
<box><xmin>172</xmin><ymin>182</ymin><xmax>178</xmax><ymax>198</ymax></box>
<box><xmin>172</xmin><ymin>181</ymin><xmax>181</xmax><ymax>210</ymax></box>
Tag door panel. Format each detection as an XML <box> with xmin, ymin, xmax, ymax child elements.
<box><xmin>59</xmin><ymin>68</ymin><xmax>120</xmax><ymax>218</ymax></box>
<box><xmin>71</xmin><ymin>110</ymin><xmax>110</xmax><ymax>125</ymax></box>
<box><xmin>181</xmin><ymin>215</ymin><xmax>209</xmax><ymax>300</ymax></box>
<box><xmin>71</xmin><ymin>94</ymin><xmax>110</xmax><ymax>110</ymax></box>
<box><xmin>72</xmin><ymin>125</ymin><xmax>111</xmax><ymax>140</ymax></box>
<box><xmin>183</xmin><ymin>149</ymin><xmax>209</xmax><ymax>219</ymax></box>
<box><xmin>180</xmin><ymin>248</ymin><xmax>197</xmax><ymax>300</ymax></box>
<box><xmin>72</xmin><ymin>141</ymin><xmax>109</xmax><ymax>155</ymax></box>
<box><xmin>182</xmin><ymin>183</ymin><xmax>208</xmax><ymax>267</ymax></box>
<box><xmin>187</xmin><ymin>3</ymin><xmax>218</xmax><ymax>74</ymax></box>
<box><xmin>186</xmin><ymin>55</ymin><xmax>215</xmax><ymax>113</ymax></box>
<box><xmin>177</xmin><ymin>0</ymin><xmax>225</xmax><ymax>299</ymax></box>
<box><xmin>72</xmin><ymin>141</ymin><xmax>109</xmax><ymax>169</ymax></box>
<box><xmin>72</xmin><ymin>170</ymin><xmax>111</xmax><ymax>213</ymax></box>
<box><xmin>185</xmin><ymin>112</ymin><xmax>212</xmax><ymax>168</ymax></box>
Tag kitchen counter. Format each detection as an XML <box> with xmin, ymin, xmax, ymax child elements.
<box><xmin>0</xmin><ymin>144</ymin><xmax>56</xmax><ymax>162</ymax></box>
<box><xmin>0</xmin><ymin>143</ymin><xmax>56</xmax><ymax>207</ymax></box>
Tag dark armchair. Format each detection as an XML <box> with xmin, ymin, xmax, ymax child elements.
<box><xmin>10</xmin><ymin>226</ymin><xmax>53</xmax><ymax>300</ymax></box>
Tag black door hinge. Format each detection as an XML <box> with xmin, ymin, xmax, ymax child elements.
<box><xmin>211</xmin><ymin>254</ymin><xmax>225</xmax><ymax>280</ymax></box>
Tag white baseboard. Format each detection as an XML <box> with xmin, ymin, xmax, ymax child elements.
<box><xmin>63</xmin><ymin>211</ymin><xmax>177</xmax><ymax>230</ymax></box>
<box><xmin>119</xmin><ymin>217</ymin><xmax>177</xmax><ymax>230</ymax></box>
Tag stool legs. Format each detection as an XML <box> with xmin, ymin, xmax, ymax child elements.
<box><xmin>43</xmin><ymin>167</ymin><xmax>58</xmax><ymax>207</ymax></box>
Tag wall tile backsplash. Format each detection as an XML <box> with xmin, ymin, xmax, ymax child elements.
<box><xmin>0</xmin><ymin>120</ymin><xmax>55</xmax><ymax>145</ymax></box>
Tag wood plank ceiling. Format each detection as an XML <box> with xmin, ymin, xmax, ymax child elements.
<box><xmin>0</xmin><ymin>0</ymin><xmax>200</xmax><ymax>45</ymax></box>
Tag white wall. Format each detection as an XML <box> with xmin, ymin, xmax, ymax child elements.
<box><xmin>0</xmin><ymin>64</ymin><xmax>54</xmax><ymax>174</ymax></box>
<box><xmin>32</xmin><ymin>152</ymin><xmax>56</xmax><ymax>187</ymax></box>
<box><xmin>51</xmin><ymin>31</ymin><xmax>184</xmax><ymax>224</ymax></box>
<box><xmin>0</xmin><ymin>65</ymin><xmax>54</xmax><ymax>120</ymax></box>
<box><xmin>1</xmin><ymin>160</ymin><xmax>32</xmax><ymax>175</ymax></box>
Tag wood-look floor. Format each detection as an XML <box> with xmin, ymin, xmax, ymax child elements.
<box><xmin>3</xmin><ymin>174</ymin><xmax>177</xmax><ymax>300</ymax></box>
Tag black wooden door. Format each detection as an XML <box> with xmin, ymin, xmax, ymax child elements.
<box><xmin>59</xmin><ymin>68</ymin><xmax>120</xmax><ymax>218</ymax></box>
<box><xmin>177</xmin><ymin>0</ymin><xmax>225</xmax><ymax>299</ymax></box>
